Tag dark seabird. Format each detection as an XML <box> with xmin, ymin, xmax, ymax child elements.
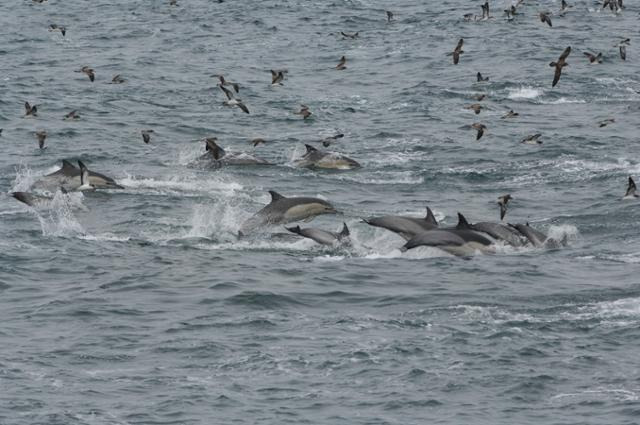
<box><xmin>464</xmin><ymin>13</ymin><xmax>475</xmax><ymax>21</ymax></box>
<box><xmin>295</xmin><ymin>105</ymin><xmax>312</xmax><ymax>119</ymax></box>
<box><xmin>584</xmin><ymin>51</ymin><xmax>603</xmax><ymax>64</ymax></box>
<box><xmin>64</xmin><ymin>110</ymin><xmax>80</xmax><ymax>120</ymax></box>
<box><xmin>501</xmin><ymin>110</ymin><xmax>519</xmax><ymax>119</ymax></box>
<box><xmin>624</xmin><ymin>177</ymin><xmax>638</xmax><ymax>199</ymax></box>
<box><xmin>521</xmin><ymin>134</ymin><xmax>542</xmax><ymax>145</ymax></box>
<box><xmin>550</xmin><ymin>46</ymin><xmax>571</xmax><ymax>87</ymax></box>
<box><xmin>539</xmin><ymin>12</ymin><xmax>552</xmax><ymax>27</ymax></box>
<box><xmin>617</xmin><ymin>39</ymin><xmax>629</xmax><ymax>60</ymax></box>
<box><xmin>498</xmin><ymin>194</ymin><xmax>512</xmax><ymax>220</ymax></box>
<box><xmin>218</xmin><ymin>75</ymin><xmax>239</xmax><ymax>93</ymax></box>
<box><xmin>447</xmin><ymin>38</ymin><xmax>464</xmax><ymax>65</ymax></box>
<box><xmin>169</xmin><ymin>0</ymin><xmax>178</xmax><ymax>5</ymax></box>
<box><xmin>111</xmin><ymin>74</ymin><xmax>126</xmax><ymax>84</ymax></box>
<box><xmin>141</xmin><ymin>129</ymin><xmax>154</xmax><ymax>144</ymax></box>
<box><xmin>35</xmin><ymin>131</ymin><xmax>47</xmax><ymax>149</ymax></box>
<box><xmin>0</xmin><ymin>129</ymin><xmax>2</xmax><ymax>136</ymax></box>
<box><xmin>321</xmin><ymin>133</ymin><xmax>344</xmax><ymax>147</ymax></box>
<box><xmin>251</xmin><ymin>138</ymin><xmax>267</xmax><ymax>147</ymax></box>
<box><xmin>24</xmin><ymin>102</ymin><xmax>38</xmax><ymax>116</ymax></box>
<box><xmin>219</xmin><ymin>85</ymin><xmax>249</xmax><ymax>114</ymax></box>
<box><xmin>504</xmin><ymin>5</ymin><xmax>517</xmax><ymax>20</ymax></box>
<box><xmin>271</xmin><ymin>69</ymin><xmax>284</xmax><ymax>85</ymax></box>
<box><xmin>598</xmin><ymin>118</ymin><xmax>615</xmax><ymax>127</ymax></box>
<box><xmin>335</xmin><ymin>56</ymin><xmax>347</xmax><ymax>70</ymax></box>
<box><xmin>33</xmin><ymin>0</ymin><xmax>48</xmax><ymax>3</ymax></box>
<box><xmin>77</xmin><ymin>66</ymin><xmax>95</xmax><ymax>82</ymax></box>
<box><xmin>472</xmin><ymin>93</ymin><xmax>486</xmax><ymax>101</ymax></box>
<box><xmin>481</xmin><ymin>1</ymin><xmax>491</xmax><ymax>20</ymax></box>
<box><xmin>472</xmin><ymin>123</ymin><xmax>486</xmax><ymax>140</ymax></box>
<box><xmin>341</xmin><ymin>32</ymin><xmax>359</xmax><ymax>39</ymax></box>
<box><xmin>49</xmin><ymin>24</ymin><xmax>66</xmax><ymax>36</ymax></box>
<box><xmin>465</xmin><ymin>104</ymin><xmax>483</xmax><ymax>115</ymax></box>
<box><xmin>559</xmin><ymin>0</ymin><xmax>572</xmax><ymax>14</ymax></box>
<box><xmin>477</xmin><ymin>72</ymin><xmax>489</xmax><ymax>82</ymax></box>
<box><xmin>386</xmin><ymin>11</ymin><xmax>393</xmax><ymax>22</ymax></box>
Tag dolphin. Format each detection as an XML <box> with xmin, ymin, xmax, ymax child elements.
<box><xmin>509</xmin><ymin>223</ymin><xmax>564</xmax><ymax>248</ymax></box>
<box><xmin>199</xmin><ymin>138</ymin><xmax>271</xmax><ymax>166</ymax></box>
<box><xmin>286</xmin><ymin>222</ymin><xmax>350</xmax><ymax>246</ymax></box>
<box><xmin>32</xmin><ymin>160</ymin><xmax>124</xmax><ymax>191</ymax></box>
<box><xmin>12</xmin><ymin>191</ymin><xmax>56</xmax><ymax>208</ymax></box>
<box><xmin>363</xmin><ymin>207</ymin><xmax>438</xmax><ymax>240</ymax></box>
<box><xmin>239</xmin><ymin>190</ymin><xmax>338</xmax><ymax>235</ymax></box>
<box><xmin>471</xmin><ymin>221</ymin><xmax>528</xmax><ymax>247</ymax></box>
<box><xmin>401</xmin><ymin>213</ymin><xmax>493</xmax><ymax>256</ymax></box>
<box><xmin>294</xmin><ymin>144</ymin><xmax>360</xmax><ymax>170</ymax></box>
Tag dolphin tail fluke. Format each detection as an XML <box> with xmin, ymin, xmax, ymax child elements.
<box><xmin>339</xmin><ymin>222</ymin><xmax>350</xmax><ymax>238</ymax></box>
<box><xmin>425</xmin><ymin>207</ymin><xmax>438</xmax><ymax>226</ymax></box>
<box><xmin>456</xmin><ymin>212</ymin><xmax>472</xmax><ymax>230</ymax></box>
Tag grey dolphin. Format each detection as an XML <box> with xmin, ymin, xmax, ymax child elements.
<box><xmin>401</xmin><ymin>213</ymin><xmax>493</xmax><ymax>255</ymax></box>
<box><xmin>199</xmin><ymin>138</ymin><xmax>271</xmax><ymax>166</ymax></box>
<box><xmin>239</xmin><ymin>190</ymin><xmax>338</xmax><ymax>236</ymax></box>
<box><xmin>294</xmin><ymin>144</ymin><xmax>360</xmax><ymax>170</ymax></box>
<box><xmin>510</xmin><ymin>223</ymin><xmax>565</xmax><ymax>248</ymax></box>
<box><xmin>363</xmin><ymin>207</ymin><xmax>438</xmax><ymax>240</ymax></box>
<box><xmin>33</xmin><ymin>160</ymin><xmax>124</xmax><ymax>191</ymax></box>
<box><xmin>471</xmin><ymin>222</ymin><xmax>527</xmax><ymax>247</ymax></box>
<box><xmin>286</xmin><ymin>222</ymin><xmax>350</xmax><ymax>246</ymax></box>
<box><xmin>12</xmin><ymin>191</ymin><xmax>55</xmax><ymax>208</ymax></box>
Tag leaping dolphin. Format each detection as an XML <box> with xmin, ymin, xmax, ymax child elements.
<box><xmin>32</xmin><ymin>160</ymin><xmax>123</xmax><ymax>191</ymax></box>
<box><xmin>239</xmin><ymin>191</ymin><xmax>338</xmax><ymax>236</ymax></box>
<box><xmin>294</xmin><ymin>144</ymin><xmax>360</xmax><ymax>170</ymax></box>
<box><xmin>363</xmin><ymin>207</ymin><xmax>438</xmax><ymax>240</ymax></box>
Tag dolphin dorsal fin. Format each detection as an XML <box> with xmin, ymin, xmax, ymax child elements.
<box><xmin>60</xmin><ymin>159</ymin><xmax>78</xmax><ymax>175</ymax></box>
<box><xmin>456</xmin><ymin>212</ymin><xmax>472</xmax><ymax>230</ymax></box>
<box><xmin>425</xmin><ymin>207</ymin><xmax>438</xmax><ymax>226</ymax></box>
<box><xmin>339</xmin><ymin>222</ymin><xmax>350</xmax><ymax>238</ymax></box>
<box><xmin>268</xmin><ymin>190</ymin><xmax>285</xmax><ymax>203</ymax></box>
<box><xmin>304</xmin><ymin>144</ymin><xmax>318</xmax><ymax>154</ymax></box>
<box><xmin>205</xmin><ymin>138</ymin><xmax>225</xmax><ymax>160</ymax></box>
<box><xmin>286</xmin><ymin>225</ymin><xmax>302</xmax><ymax>235</ymax></box>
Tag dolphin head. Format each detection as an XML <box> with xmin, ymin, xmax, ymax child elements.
<box><xmin>88</xmin><ymin>171</ymin><xmax>124</xmax><ymax>189</ymax></box>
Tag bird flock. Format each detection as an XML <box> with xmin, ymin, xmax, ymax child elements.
<box><xmin>4</xmin><ymin>0</ymin><xmax>638</xmax><ymax>256</ymax></box>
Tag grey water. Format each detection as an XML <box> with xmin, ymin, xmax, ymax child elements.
<box><xmin>1</xmin><ymin>0</ymin><xmax>640</xmax><ymax>424</ymax></box>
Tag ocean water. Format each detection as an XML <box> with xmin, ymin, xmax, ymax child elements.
<box><xmin>1</xmin><ymin>0</ymin><xmax>640</xmax><ymax>424</ymax></box>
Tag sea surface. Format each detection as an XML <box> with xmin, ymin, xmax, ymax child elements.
<box><xmin>1</xmin><ymin>1</ymin><xmax>640</xmax><ymax>424</ymax></box>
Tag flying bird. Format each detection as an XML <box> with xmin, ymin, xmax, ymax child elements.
<box><xmin>35</xmin><ymin>131</ymin><xmax>47</xmax><ymax>149</ymax></box>
<box><xmin>386</xmin><ymin>11</ymin><xmax>393</xmax><ymax>22</ymax></box>
<box><xmin>583</xmin><ymin>51</ymin><xmax>603</xmax><ymax>64</ymax></box>
<box><xmin>550</xmin><ymin>46</ymin><xmax>571</xmax><ymax>87</ymax></box>
<box><xmin>447</xmin><ymin>38</ymin><xmax>464</xmax><ymax>65</ymax></box>
<box><xmin>477</xmin><ymin>72</ymin><xmax>489</xmax><ymax>82</ymax></box>
<box><xmin>24</xmin><ymin>102</ymin><xmax>38</xmax><ymax>116</ymax></box>
<box><xmin>219</xmin><ymin>85</ymin><xmax>250</xmax><ymax>114</ymax></box>
<box><xmin>465</xmin><ymin>104</ymin><xmax>483</xmax><ymax>115</ymax></box>
<box><xmin>271</xmin><ymin>69</ymin><xmax>284</xmax><ymax>85</ymax></box>
<box><xmin>49</xmin><ymin>24</ymin><xmax>66</xmax><ymax>36</ymax></box>
<box><xmin>472</xmin><ymin>123</ymin><xmax>486</xmax><ymax>140</ymax></box>
<box><xmin>341</xmin><ymin>32</ymin><xmax>359</xmax><ymax>39</ymax></box>
<box><xmin>335</xmin><ymin>56</ymin><xmax>347</xmax><ymax>70</ymax></box>
<box><xmin>539</xmin><ymin>12</ymin><xmax>552</xmax><ymax>27</ymax></box>
<box><xmin>111</xmin><ymin>74</ymin><xmax>126</xmax><ymax>84</ymax></box>
<box><xmin>295</xmin><ymin>105</ymin><xmax>312</xmax><ymax>119</ymax></box>
<box><xmin>521</xmin><ymin>134</ymin><xmax>542</xmax><ymax>145</ymax></box>
<box><xmin>77</xmin><ymin>66</ymin><xmax>95</xmax><ymax>82</ymax></box>
<box><xmin>141</xmin><ymin>129</ymin><xmax>154</xmax><ymax>144</ymax></box>
<box><xmin>498</xmin><ymin>194</ymin><xmax>512</xmax><ymax>220</ymax></box>
<box><xmin>501</xmin><ymin>110</ymin><xmax>519</xmax><ymax>119</ymax></box>
<box><xmin>598</xmin><ymin>118</ymin><xmax>615</xmax><ymax>127</ymax></box>
<box><xmin>64</xmin><ymin>110</ymin><xmax>80</xmax><ymax>120</ymax></box>
<box><xmin>250</xmin><ymin>138</ymin><xmax>267</xmax><ymax>147</ymax></box>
